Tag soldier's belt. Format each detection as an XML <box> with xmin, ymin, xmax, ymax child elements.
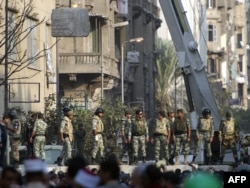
<box><xmin>199</xmin><ymin>130</ymin><xmax>210</xmax><ymax>133</ymax></box>
<box><xmin>36</xmin><ymin>134</ymin><xmax>45</xmax><ymax>136</ymax></box>
<box><xmin>175</xmin><ymin>131</ymin><xmax>186</xmax><ymax>135</ymax></box>
<box><xmin>96</xmin><ymin>132</ymin><xmax>102</xmax><ymax>135</ymax></box>
<box><xmin>153</xmin><ymin>133</ymin><xmax>167</xmax><ymax>137</ymax></box>
<box><xmin>132</xmin><ymin>132</ymin><xmax>144</xmax><ymax>136</ymax></box>
<box><xmin>63</xmin><ymin>133</ymin><xmax>69</xmax><ymax>138</ymax></box>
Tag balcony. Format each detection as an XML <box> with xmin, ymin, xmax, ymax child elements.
<box><xmin>58</xmin><ymin>53</ymin><xmax>119</xmax><ymax>78</ymax></box>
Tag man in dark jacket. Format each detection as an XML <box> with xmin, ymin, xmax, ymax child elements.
<box><xmin>0</xmin><ymin>114</ymin><xmax>10</xmax><ymax>167</ymax></box>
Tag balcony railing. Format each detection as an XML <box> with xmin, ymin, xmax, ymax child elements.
<box><xmin>59</xmin><ymin>53</ymin><xmax>101</xmax><ymax>65</ymax></box>
<box><xmin>58</xmin><ymin>53</ymin><xmax>119</xmax><ymax>77</ymax></box>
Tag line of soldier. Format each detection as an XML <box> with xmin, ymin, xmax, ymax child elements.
<box><xmin>1</xmin><ymin>106</ymin><xmax>243</xmax><ymax>167</ymax></box>
<box><xmin>119</xmin><ymin>108</ymin><xmax>242</xmax><ymax>166</ymax></box>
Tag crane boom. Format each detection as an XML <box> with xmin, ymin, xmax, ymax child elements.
<box><xmin>159</xmin><ymin>0</ymin><xmax>221</xmax><ymax>129</ymax></box>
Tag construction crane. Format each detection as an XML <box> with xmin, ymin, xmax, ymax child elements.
<box><xmin>159</xmin><ymin>0</ymin><xmax>221</xmax><ymax>129</ymax></box>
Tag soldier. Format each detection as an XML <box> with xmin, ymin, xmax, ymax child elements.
<box><xmin>120</xmin><ymin>109</ymin><xmax>133</xmax><ymax>164</ymax></box>
<box><xmin>5</xmin><ymin>109</ymin><xmax>22</xmax><ymax>168</ymax></box>
<box><xmin>219</xmin><ymin>110</ymin><xmax>240</xmax><ymax>164</ymax></box>
<box><xmin>192</xmin><ymin>108</ymin><xmax>214</xmax><ymax>165</ymax></box>
<box><xmin>60</xmin><ymin>107</ymin><xmax>74</xmax><ymax>165</ymax></box>
<box><xmin>24</xmin><ymin>112</ymin><xmax>37</xmax><ymax>158</ymax></box>
<box><xmin>151</xmin><ymin>111</ymin><xmax>170</xmax><ymax>164</ymax></box>
<box><xmin>75</xmin><ymin>123</ymin><xmax>86</xmax><ymax>158</ymax></box>
<box><xmin>29</xmin><ymin>112</ymin><xmax>48</xmax><ymax>160</ymax></box>
<box><xmin>129</xmin><ymin>109</ymin><xmax>149</xmax><ymax>164</ymax></box>
<box><xmin>173</xmin><ymin>109</ymin><xmax>191</xmax><ymax>165</ymax></box>
<box><xmin>240</xmin><ymin>134</ymin><xmax>250</xmax><ymax>164</ymax></box>
<box><xmin>91</xmin><ymin>108</ymin><xmax>105</xmax><ymax>164</ymax></box>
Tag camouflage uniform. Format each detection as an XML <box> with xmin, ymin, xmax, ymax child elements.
<box><xmin>60</xmin><ymin>116</ymin><xmax>74</xmax><ymax>163</ymax></box>
<box><xmin>153</xmin><ymin>117</ymin><xmax>170</xmax><ymax>161</ymax></box>
<box><xmin>75</xmin><ymin>127</ymin><xmax>86</xmax><ymax>158</ymax></box>
<box><xmin>8</xmin><ymin>118</ymin><xmax>22</xmax><ymax>164</ymax></box>
<box><xmin>129</xmin><ymin>117</ymin><xmax>148</xmax><ymax>161</ymax></box>
<box><xmin>195</xmin><ymin>117</ymin><xmax>214</xmax><ymax>158</ymax></box>
<box><xmin>33</xmin><ymin>119</ymin><xmax>48</xmax><ymax>160</ymax></box>
<box><xmin>173</xmin><ymin>117</ymin><xmax>190</xmax><ymax>156</ymax></box>
<box><xmin>92</xmin><ymin>115</ymin><xmax>104</xmax><ymax>159</ymax></box>
<box><xmin>219</xmin><ymin>118</ymin><xmax>239</xmax><ymax>162</ymax></box>
<box><xmin>120</xmin><ymin>117</ymin><xmax>133</xmax><ymax>162</ymax></box>
<box><xmin>241</xmin><ymin>134</ymin><xmax>250</xmax><ymax>164</ymax></box>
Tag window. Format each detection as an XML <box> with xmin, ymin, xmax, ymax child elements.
<box><xmin>8</xmin><ymin>11</ymin><xmax>17</xmax><ymax>62</ymax></box>
<box><xmin>27</xmin><ymin>19</ymin><xmax>37</xmax><ymax>66</ymax></box>
<box><xmin>238</xmin><ymin>83</ymin><xmax>243</xmax><ymax>98</ymax></box>
<box><xmin>237</xmin><ymin>33</ymin><xmax>243</xmax><ymax>48</ymax></box>
<box><xmin>208</xmin><ymin>58</ymin><xmax>216</xmax><ymax>73</ymax></box>
<box><xmin>207</xmin><ymin>0</ymin><xmax>216</xmax><ymax>9</ymax></box>
<box><xmin>90</xmin><ymin>17</ymin><xmax>102</xmax><ymax>53</ymax></box>
<box><xmin>237</xmin><ymin>55</ymin><xmax>243</xmax><ymax>73</ymax></box>
<box><xmin>208</xmin><ymin>24</ymin><xmax>216</xmax><ymax>41</ymax></box>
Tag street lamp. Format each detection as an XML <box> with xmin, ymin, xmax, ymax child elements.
<box><xmin>121</xmin><ymin>37</ymin><xmax>144</xmax><ymax>104</ymax></box>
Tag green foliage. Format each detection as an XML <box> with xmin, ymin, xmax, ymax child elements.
<box><xmin>155</xmin><ymin>38</ymin><xmax>182</xmax><ymax>111</ymax></box>
<box><xmin>44</xmin><ymin>96</ymin><xmax>137</xmax><ymax>159</ymax></box>
<box><xmin>231</xmin><ymin>109</ymin><xmax>250</xmax><ymax>133</ymax></box>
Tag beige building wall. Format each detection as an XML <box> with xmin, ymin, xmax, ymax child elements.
<box><xmin>0</xmin><ymin>0</ymin><xmax>56</xmax><ymax>114</ymax></box>
<box><xmin>207</xmin><ymin>0</ymin><xmax>248</xmax><ymax>109</ymax></box>
<box><xmin>57</xmin><ymin>0</ymin><xmax>119</xmax><ymax>109</ymax></box>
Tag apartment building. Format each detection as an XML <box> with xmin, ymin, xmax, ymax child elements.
<box><xmin>56</xmin><ymin>0</ymin><xmax>120</xmax><ymax>109</ymax></box>
<box><xmin>57</xmin><ymin>0</ymin><xmax>160</xmax><ymax>118</ymax></box>
<box><xmin>0</xmin><ymin>0</ymin><xmax>57</xmax><ymax>114</ymax></box>
<box><xmin>206</xmin><ymin>0</ymin><xmax>248</xmax><ymax>109</ymax></box>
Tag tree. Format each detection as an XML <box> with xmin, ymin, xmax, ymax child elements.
<box><xmin>155</xmin><ymin>38</ymin><xmax>183</xmax><ymax>111</ymax></box>
<box><xmin>0</xmin><ymin>0</ymin><xmax>55</xmax><ymax>85</ymax></box>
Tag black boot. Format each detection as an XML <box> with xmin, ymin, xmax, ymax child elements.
<box><xmin>219</xmin><ymin>157</ymin><xmax>223</xmax><ymax>165</ymax></box>
<box><xmin>57</xmin><ymin>157</ymin><xmax>63</xmax><ymax>166</ymax></box>
<box><xmin>207</xmin><ymin>157</ymin><xmax>211</xmax><ymax>165</ymax></box>
<box><xmin>132</xmin><ymin>156</ymin><xmax>138</xmax><ymax>165</ymax></box>
<box><xmin>165</xmin><ymin>159</ymin><xmax>169</xmax><ymax>166</ymax></box>
<box><xmin>169</xmin><ymin>156</ymin><xmax>175</xmax><ymax>165</ymax></box>
<box><xmin>91</xmin><ymin>157</ymin><xmax>97</xmax><ymax>165</ymax></box>
<box><xmin>234</xmin><ymin>157</ymin><xmax>239</xmax><ymax>165</ymax></box>
<box><xmin>192</xmin><ymin>156</ymin><xmax>196</xmax><ymax>163</ymax></box>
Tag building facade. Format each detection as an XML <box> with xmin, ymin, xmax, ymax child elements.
<box><xmin>206</xmin><ymin>0</ymin><xmax>248</xmax><ymax>109</ymax></box>
<box><xmin>0</xmin><ymin>0</ymin><xmax>57</xmax><ymax>115</ymax></box>
<box><xmin>56</xmin><ymin>0</ymin><xmax>120</xmax><ymax>109</ymax></box>
<box><xmin>124</xmin><ymin>0</ymin><xmax>161</xmax><ymax>118</ymax></box>
<box><xmin>57</xmin><ymin>0</ymin><xmax>160</xmax><ymax>118</ymax></box>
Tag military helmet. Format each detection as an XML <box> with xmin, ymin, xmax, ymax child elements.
<box><xmin>63</xmin><ymin>107</ymin><xmax>71</xmax><ymax>113</ymax></box>
<box><xmin>95</xmin><ymin>107</ymin><xmax>104</xmax><ymax>114</ymax></box>
<box><xmin>135</xmin><ymin>109</ymin><xmax>143</xmax><ymax>115</ymax></box>
<box><xmin>125</xmin><ymin>109</ymin><xmax>133</xmax><ymax>115</ymax></box>
<box><xmin>63</xmin><ymin>107</ymin><xmax>73</xmax><ymax>116</ymax></box>
<box><xmin>202</xmin><ymin>108</ymin><xmax>211</xmax><ymax>116</ymax></box>
<box><xmin>183</xmin><ymin>172</ymin><xmax>222</xmax><ymax>188</ymax></box>
<box><xmin>8</xmin><ymin>109</ymin><xmax>17</xmax><ymax>118</ymax></box>
<box><xmin>225</xmin><ymin>110</ymin><xmax>233</xmax><ymax>117</ymax></box>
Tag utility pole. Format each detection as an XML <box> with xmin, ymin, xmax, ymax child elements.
<box><xmin>5</xmin><ymin>0</ymin><xmax>10</xmax><ymax>166</ymax></box>
<box><xmin>4</xmin><ymin>0</ymin><xmax>8</xmax><ymax>112</ymax></box>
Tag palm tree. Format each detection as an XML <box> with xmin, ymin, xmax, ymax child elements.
<box><xmin>155</xmin><ymin>38</ymin><xmax>181</xmax><ymax>110</ymax></box>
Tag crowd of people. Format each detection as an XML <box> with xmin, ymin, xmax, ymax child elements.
<box><xmin>0</xmin><ymin>154</ymin><xmax>229</xmax><ymax>188</ymax></box>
